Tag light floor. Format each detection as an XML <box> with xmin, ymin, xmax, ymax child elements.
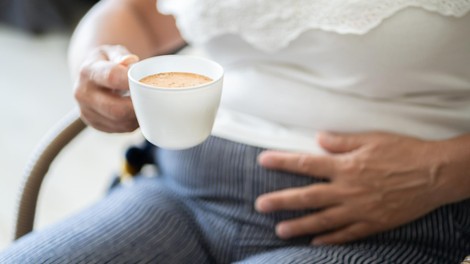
<box><xmin>0</xmin><ymin>24</ymin><xmax>142</xmax><ymax>251</ymax></box>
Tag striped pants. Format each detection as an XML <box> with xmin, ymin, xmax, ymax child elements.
<box><xmin>1</xmin><ymin>137</ymin><xmax>469</xmax><ymax>263</ymax></box>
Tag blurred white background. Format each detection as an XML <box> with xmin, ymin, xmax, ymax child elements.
<box><xmin>0</xmin><ymin>24</ymin><xmax>142</xmax><ymax>251</ymax></box>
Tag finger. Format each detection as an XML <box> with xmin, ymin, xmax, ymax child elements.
<box><xmin>83</xmin><ymin>61</ymin><xmax>130</xmax><ymax>90</ymax></box>
<box><xmin>275</xmin><ymin>207</ymin><xmax>353</xmax><ymax>240</ymax></box>
<box><xmin>316</xmin><ymin>132</ymin><xmax>367</xmax><ymax>154</ymax></box>
<box><xmin>119</xmin><ymin>54</ymin><xmax>140</xmax><ymax>66</ymax></box>
<box><xmin>94</xmin><ymin>90</ymin><xmax>137</xmax><ymax>122</ymax></box>
<box><xmin>312</xmin><ymin>222</ymin><xmax>374</xmax><ymax>245</ymax></box>
<box><xmin>80</xmin><ymin>105</ymin><xmax>138</xmax><ymax>133</ymax></box>
<box><xmin>80</xmin><ymin>45</ymin><xmax>139</xmax><ymax>90</ymax></box>
<box><xmin>95</xmin><ymin>117</ymin><xmax>139</xmax><ymax>133</ymax></box>
<box><xmin>255</xmin><ymin>184</ymin><xmax>339</xmax><ymax>213</ymax></box>
<box><xmin>258</xmin><ymin>151</ymin><xmax>337</xmax><ymax>178</ymax></box>
<box><xmin>79</xmin><ymin>106</ymin><xmax>113</xmax><ymax>132</ymax></box>
<box><xmin>101</xmin><ymin>45</ymin><xmax>139</xmax><ymax>65</ymax></box>
<box><xmin>77</xmin><ymin>84</ymin><xmax>137</xmax><ymax>123</ymax></box>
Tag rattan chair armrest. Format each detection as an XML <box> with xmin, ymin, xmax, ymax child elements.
<box><xmin>15</xmin><ymin>109</ymin><xmax>87</xmax><ymax>240</ymax></box>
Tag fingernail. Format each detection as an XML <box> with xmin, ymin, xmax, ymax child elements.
<box><xmin>317</xmin><ymin>132</ymin><xmax>337</xmax><ymax>144</ymax></box>
<box><xmin>276</xmin><ymin>224</ymin><xmax>290</xmax><ymax>239</ymax></box>
<box><xmin>119</xmin><ymin>54</ymin><xmax>139</xmax><ymax>66</ymax></box>
<box><xmin>312</xmin><ymin>239</ymin><xmax>324</xmax><ymax>246</ymax></box>
<box><xmin>255</xmin><ymin>198</ymin><xmax>273</xmax><ymax>212</ymax></box>
<box><xmin>257</xmin><ymin>152</ymin><xmax>274</xmax><ymax>167</ymax></box>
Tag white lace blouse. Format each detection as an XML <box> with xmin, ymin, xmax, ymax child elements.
<box><xmin>158</xmin><ymin>0</ymin><xmax>470</xmax><ymax>153</ymax></box>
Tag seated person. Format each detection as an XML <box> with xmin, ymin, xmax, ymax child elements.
<box><xmin>1</xmin><ymin>0</ymin><xmax>470</xmax><ymax>263</ymax></box>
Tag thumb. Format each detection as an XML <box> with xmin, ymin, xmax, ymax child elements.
<box><xmin>101</xmin><ymin>45</ymin><xmax>139</xmax><ymax>66</ymax></box>
<box><xmin>316</xmin><ymin>132</ymin><xmax>366</xmax><ymax>154</ymax></box>
<box><xmin>118</xmin><ymin>54</ymin><xmax>139</xmax><ymax>67</ymax></box>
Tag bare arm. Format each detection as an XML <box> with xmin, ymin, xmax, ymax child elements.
<box><xmin>67</xmin><ymin>0</ymin><xmax>185</xmax><ymax>132</ymax></box>
<box><xmin>68</xmin><ymin>0</ymin><xmax>184</xmax><ymax>78</ymax></box>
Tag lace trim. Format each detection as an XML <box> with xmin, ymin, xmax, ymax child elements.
<box><xmin>158</xmin><ymin>0</ymin><xmax>470</xmax><ymax>52</ymax></box>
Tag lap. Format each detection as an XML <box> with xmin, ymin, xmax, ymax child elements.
<box><xmin>0</xmin><ymin>177</ymin><xmax>211</xmax><ymax>264</ymax></box>
<box><xmin>236</xmin><ymin>244</ymin><xmax>429</xmax><ymax>264</ymax></box>
<box><xmin>2</xmin><ymin>136</ymin><xmax>468</xmax><ymax>263</ymax></box>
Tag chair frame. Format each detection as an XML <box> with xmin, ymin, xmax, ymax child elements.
<box><xmin>15</xmin><ymin>109</ymin><xmax>86</xmax><ymax>239</ymax></box>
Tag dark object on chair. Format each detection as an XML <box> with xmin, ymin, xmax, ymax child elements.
<box><xmin>462</xmin><ymin>256</ymin><xmax>470</xmax><ymax>264</ymax></box>
<box><xmin>108</xmin><ymin>141</ymin><xmax>156</xmax><ymax>190</ymax></box>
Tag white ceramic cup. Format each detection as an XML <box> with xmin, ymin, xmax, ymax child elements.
<box><xmin>128</xmin><ymin>55</ymin><xmax>224</xmax><ymax>149</ymax></box>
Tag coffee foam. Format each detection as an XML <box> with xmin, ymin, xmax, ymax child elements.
<box><xmin>139</xmin><ymin>72</ymin><xmax>213</xmax><ymax>88</ymax></box>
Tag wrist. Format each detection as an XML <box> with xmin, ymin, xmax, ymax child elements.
<box><xmin>431</xmin><ymin>134</ymin><xmax>470</xmax><ymax>205</ymax></box>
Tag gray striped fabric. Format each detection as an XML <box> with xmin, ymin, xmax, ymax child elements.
<box><xmin>1</xmin><ymin>136</ymin><xmax>469</xmax><ymax>263</ymax></box>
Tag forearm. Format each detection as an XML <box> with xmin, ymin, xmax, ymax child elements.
<box><xmin>68</xmin><ymin>0</ymin><xmax>183</xmax><ymax>78</ymax></box>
